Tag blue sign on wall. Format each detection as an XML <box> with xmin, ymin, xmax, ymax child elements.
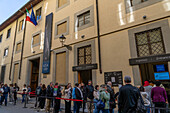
<box><xmin>42</xmin><ymin>13</ymin><xmax>53</xmax><ymax>74</ymax></box>
<box><xmin>154</xmin><ymin>72</ymin><xmax>170</xmax><ymax>80</ymax></box>
<box><xmin>156</xmin><ymin>64</ymin><xmax>165</xmax><ymax>72</ymax></box>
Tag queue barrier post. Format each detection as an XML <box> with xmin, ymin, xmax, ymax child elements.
<box><xmin>82</xmin><ymin>100</ymin><xmax>85</xmax><ymax>113</ymax></box>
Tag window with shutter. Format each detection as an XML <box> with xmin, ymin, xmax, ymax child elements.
<box><xmin>33</xmin><ymin>34</ymin><xmax>40</xmax><ymax>46</ymax></box>
<box><xmin>57</xmin><ymin>21</ymin><xmax>67</xmax><ymax>35</ymax></box>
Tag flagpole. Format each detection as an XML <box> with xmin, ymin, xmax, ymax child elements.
<box><xmin>18</xmin><ymin>9</ymin><xmax>27</xmax><ymax>80</ymax></box>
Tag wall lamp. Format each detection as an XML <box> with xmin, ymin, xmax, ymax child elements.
<box><xmin>59</xmin><ymin>34</ymin><xmax>72</xmax><ymax>50</ymax></box>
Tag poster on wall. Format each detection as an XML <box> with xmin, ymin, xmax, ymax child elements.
<box><xmin>42</xmin><ymin>13</ymin><xmax>53</xmax><ymax>74</ymax></box>
<box><xmin>104</xmin><ymin>71</ymin><xmax>123</xmax><ymax>86</ymax></box>
<box><xmin>154</xmin><ymin>72</ymin><xmax>170</xmax><ymax>80</ymax></box>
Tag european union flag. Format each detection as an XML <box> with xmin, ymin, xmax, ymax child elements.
<box><xmin>30</xmin><ymin>6</ymin><xmax>38</xmax><ymax>26</ymax></box>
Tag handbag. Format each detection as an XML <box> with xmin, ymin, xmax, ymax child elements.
<box><xmin>136</xmin><ymin>95</ymin><xmax>147</xmax><ymax>113</ymax></box>
<box><xmin>96</xmin><ymin>99</ymin><xmax>105</xmax><ymax>110</ymax></box>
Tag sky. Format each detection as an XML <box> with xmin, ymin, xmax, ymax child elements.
<box><xmin>0</xmin><ymin>0</ymin><xmax>29</xmax><ymax>25</ymax></box>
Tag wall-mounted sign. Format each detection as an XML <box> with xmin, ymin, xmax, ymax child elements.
<box><xmin>156</xmin><ymin>64</ymin><xmax>165</xmax><ymax>72</ymax></box>
<box><xmin>42</xmin><ymin>13</ymin><xmax>53</xmax><ymax>74</ymax></box>
<box><xmin>129</xmin><ymin>53</ymin><xmax>170</xmax><ymax>65</ymax></box>
<box><xmin>104</xmin><ymin>71</ymin><xmax>123</xmax><ymax>86</ymax></box>
<box><xmin>154</xmin><ymin>72</ymin><xmax>170</xmax><ymax>80</ymax></box>
<box><xmin>72</xmin><ymin>64</ymin><xmax>98</xmax><ymax>71</ymax></box>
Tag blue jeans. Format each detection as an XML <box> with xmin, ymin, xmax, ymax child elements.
<box><xmin>93</xmin><ymin>99</ymin><xmax>99</xmax><ymax>113</ymax></box>
<box><xmin>73</xmin><ymin>101</ymin><xmax>77</xmax><ymax>113</ymax></box>
<box><xmin>96</xmin><ymin>109</ymin><xmax>109</xmax><ymax>113</ymax></box>
<box><xmin>22</xmin><ymin>94</ymin><xmax>26</xmax><ymax>103</ymax></box>
<box><xmin>1</xmin><ymin>94</ymin><xmax>8</xmax><ymax>106</ymax></box>
<box><xmin>146</xmin><ymin>105</ymin><xmax>150</xmax><ymax>113</ymax></box>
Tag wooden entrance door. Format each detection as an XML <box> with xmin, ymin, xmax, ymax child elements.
<box><xmin>30</xmin><ymin>59</ymin><xmax>40</xmax><ymax>91</ymax></box>
<box><xmin>78</xmin><ymin>70</ymin><xmax>92</xmax><ymax>85</ymax></box>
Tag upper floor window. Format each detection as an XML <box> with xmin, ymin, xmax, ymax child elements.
<box><xmin>130</xmin><ymin>0</ymin><xmax>148</xmax><ymax>6</ymax></box>
<box><xmin>33</xmin><ymin>34</ymin><xmax>40</xmax><ymax>46</ymax></box>
<box><xmin>36</xmin><ymin>7</ymin><xmax>42</xmax><ymax>21</ymax></box>
<box><xmin>78</xmin><ymin>11</ymin><xmax>90</xmax><ymax>27</ymax></box>
<box><xmin>16</xmin><ymin>42</ymin><xmax>22</xmax><ymax>52</ymax></box>
<box><xmin>135</xmin><ymin>27</ymin><xmax>165</xmax><ymax>57</ymax></box>
<box><xmin>19</xmin><ymin>19</ymin><xmax>24</xmax><ymax>31</ymax></box>
<box><xmin>7</xmin><ymin>28</ymin><xmax>11</xmax><ymax>39</ymax></box>
<box><xmin>58</xmin><ymin>0</ymin><xmax>68</xmax><ymax>8</ymax></box>
<box><xmin>0</xmin><ymin>34</ymin><xmax>3</xmax><ymax>43</ymax></box>
<box><xmin>4</xmin><ymin>48</ymin><xmax>8</xmax><ymax>57</ymax></box>
<box><xmin>78</xmin><ymin>45</ymin><xmax>92</xmax><ymax>65</ymax></box>
<box><xmin>57</xmin><ymin>21</ymin><xmax>67</xmax><ymax>36</ymax></box>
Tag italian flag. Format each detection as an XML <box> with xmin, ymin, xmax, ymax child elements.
<box><xmin>26</xmin><ymin>9</ymin><xmax>33</xmax><ymax>24</ymax></box>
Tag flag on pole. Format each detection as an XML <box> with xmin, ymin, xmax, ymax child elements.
<box><xmin>26</xmin><ymin>7</ymin><xmax>37</xmax><ymax>26</ymax></box>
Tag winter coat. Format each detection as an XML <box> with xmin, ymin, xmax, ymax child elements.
<box><xmin>75</xmin><ymin>87</ymin><xmax>83</xmax><ymax>100</ymax></box>
<box><xmin>64</xmin><ymin>87</ymin><xmax>72</xmax><ymax>102</ymax></box>
<box><xmin>93</xmin><ymin>90</ymin><xmax>99</xmax><ymax>100</ymax></box>
<box><xmin>46</xmin><ymin>85</ymin><xmax>53</xmax><ymax>97</ymax></box>
<box><xmin>118</xmin><ymin>84</ymin><xmax>140</xmax><ymax>113</ymax></box>
<box><xmin>86</xmin><ymin>85</ymin><xmax>94</xmax><ymax>99</ymax></box>
<box><xmin>99</xmin><ymin>88</ymin><xmax>110</xmax><ymax>110</ymax></box>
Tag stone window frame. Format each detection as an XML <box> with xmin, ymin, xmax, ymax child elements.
<box><xmin>18</xmin><ymin>19</ymin><xmax>25</xmax><ymax>33</ymax></box>
<box><xmin>74</xmin><ymin>5</ymin><xmax>94</xmax><ymax>31</ymax></box>
<box><xmin>124</xmin><ymin>0</ymin><xmax>163</xmax><ymax>13</ymax></box>
<box><xmin>36</xmin><ymin>6</ymin><xmax>43</xmax><ymax>23</ymax></box>
<box><xmin>0</xmin><ymin>33</ymin><xmax>3</xmax><ymax>43</ymax></box>
<box><xmin>73</xmin><ymin>39</ymin><xmax>97</xmax><ymax>85</ymax></box>
<box><xmin>31</xmin><ymin>30</ymin><xmax>41</xmax><ymax>47</ymax></box>
<box><xmin>54</xmin><ymin>17</ymin><xmax>69</xmax><ymax>39</ymax></box>
<box><xmin>3</xmin><ymin>46</ymin><xmax>9</xmax><ymax>58</ymax></box>
<box><xmin>52</xmin><ymin>48</ymin><xmax>69</xmax><ymax>85</ymax></box>
<box><xmin>6</xmin><ymin>27</ymin><xmax>12</xmax><ymax>39</ymax></box>
<box><xmin>56</xmin><ymin>0</ymin><xmax>70</xmax><ymax>12</ymax></box>
<box><xmin>12</xmin><ymin>61</ymin><xmax>20</xmax><ymax>84</ymax></box>
<box><xmin>15</xmin><ymin>40</ymin><xmax>22</xmax><ymax>54</ymax></box>
<box><xmin>128</xmin><ymin>20</ymin><xmax>170</xmax><ymax>85</ymax></box>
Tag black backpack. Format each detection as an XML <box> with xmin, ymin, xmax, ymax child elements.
<box><xmin>136</xmin><ymin>95</ymin><xmax>147</xmax><ymax>113</ymax></box>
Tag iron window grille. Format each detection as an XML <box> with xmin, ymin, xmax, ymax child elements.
<box><xmin>78</xmin><ymin>45</ymin><xmax>92</xmax><ymax>65</ymax></box>
<box><xmin>135</xmin><ymin>27</ymin><xmax>165</xmax><ymax>57</ymax></box>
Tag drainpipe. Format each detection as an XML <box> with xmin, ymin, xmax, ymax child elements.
<box><xmin>96</xmin><ymin>0</ymin><xmax>102</xmax><ymax>74</ymax></box>
<box><xmin>9</xmin><ymin>19</ymin><xmax>18</xmax><ymax>81</ymax></box>
<box><xmin>19</xmin><ymin>14</ymin><xmax>27</xmax><ymax>79</ymax></box>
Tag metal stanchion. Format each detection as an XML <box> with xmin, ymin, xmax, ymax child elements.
<box><xmin>83</xmin><ymin>100</ymin><xmax>85</xmax><ymax>113</ymax></box>
<box><xmin>90</xmin><ymin>100</ymin><xmax>92</xmax><ymax>113</ymax></box>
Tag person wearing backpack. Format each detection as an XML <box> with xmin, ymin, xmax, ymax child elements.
<box><xmin>96</xmin><ymin>84</ymin><xmax>110</xmax><ymax>113</ymax></box>
<box><xmin>46</xmin><ymin>82</ymin><xmax>53</xmax><ymax>112</ymax></box>
<box><xmin>118</xmin><ymin>76</ymin><xmax>140</xmax><ymax>113</ymax></box>
<box><xmin>86</xmin><ymin>80</ymin><xmax>94</xmax><ymax>113</ymax></box>
<box><xmin>35</xmin><ymin>83</ymin><xmax>42</xmax><ymax>108</ymax></box>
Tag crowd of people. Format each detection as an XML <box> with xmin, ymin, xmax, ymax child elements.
<box><xmin>0</xmin><ymin>75</ymin><xmax>169</xmax><ymax>113</ymax></box>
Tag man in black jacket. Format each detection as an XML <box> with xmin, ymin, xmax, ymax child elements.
<box><xmin>86</xmin><ymin>80</ymin><xmax>94</xmax><ymax>113</ymax></box>
<box><xmin>46</xmin><ymin>82</ymin><xmax>53</xmax><ymax>112</ymax></box>
<box><xmin>118</xmin><ymin>76</ymin><xmax>140</xmax><ymax>113</ymax></box>
<box><xmin>75</xmin><ymin>83</ymin><xmax>83</xmax><ymax>113</ymax></box>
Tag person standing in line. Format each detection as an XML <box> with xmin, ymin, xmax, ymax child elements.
<box><xmin>53</xmin><ymin>83</ymin><xmax>62</xmax><ymax>113</ymax></box>
<box><xmin>139</xmin><ymin>86</ymin><xmax>150</xmax><ymax>113</ymax></box>
<box><xmin>93</xmin><ymin>85</ymin><xmax>99</xmax><ymax>113</ymax></box>
<box><xmin>86</xmin><ymin>80</ymin><xmax>94</xmax><ymax>113</ymax></box>
<box><xmin>0</xmin><ymin>84</ymin><xmax>4</xmax><ymax>105</ymax></box>
<box><xmin>144</xmin><ymin>81</ymin><xmax>152</xmax><ymax>112</ymax></box>
<box><xmin>75</xmin><ymin>83</ymin><xmax>83</xmax><ymax>113</ymax></box>
<box><xmin>22</xmin><ymin>84</ymin><xmax>28</xmax><ymax>103</ymax></box>
<box><xmin>13</xmin><ymin>83</ymin><xmax>19</xmax><ymax>105</ymax></box>
<box><xmin>9</xmin><ymin>84</ymin><xmax>14</xmax><ymax>103</ymax></box>
<box><xmin>1</xmin><ymin>84</ymin><xmax>10</xmax><ymax>106</ymax></box>
<box><xmin>27</xmin><ymin>85</ymin><xmax>31</xmax><ymax>100</ymax></box>
<box><xmin>46</xmin><ymin>82</ymin><xmax>53</xmax><ymax>112</ymax></box>
<box><xmin>151</xmin><ymin>81</ymin><xmax>168</xmax><ymax>113</ymax></box>
<box><xmin>72</xmin><ymin>83</ymin><xmax>78</xmax><ymax>113</ymax></box>
<box><xmin>80</xmin><ymin>82</ymin><xmax>87</xmax><ymax>110</ymax></box>
<box><xmin>39</xmin><ymin>84</ymin><xmax>46</xmax><ymax>111</ymax></box>
<box><xmin>97</xmin><ymin>84</ymin><xmax>110</xmax><ymax>113</ymax></box>
<box><xmin>35</xmin><ymin>83</ymin><xmax>42</xmax><ymax>108</ymax></box>
<box><xmin>118</xmin><ymin>76</ymin><xmax>140</xmax><ymax>113</ymax></box>
<box><xmin>64</xmin><ymin>83</ymin><xmax>72</xmax><ymax>113</ymax></box>
<box><xmin>107</xmin><ymin>81</ymin><xmax>116</xmax><ymax>113</ymax></box>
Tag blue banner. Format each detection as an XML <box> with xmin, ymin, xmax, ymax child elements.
<box><xmin>42</xmin><ymin>13</ymin><xmax>53</xmax><ymax>74</ymax></box>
